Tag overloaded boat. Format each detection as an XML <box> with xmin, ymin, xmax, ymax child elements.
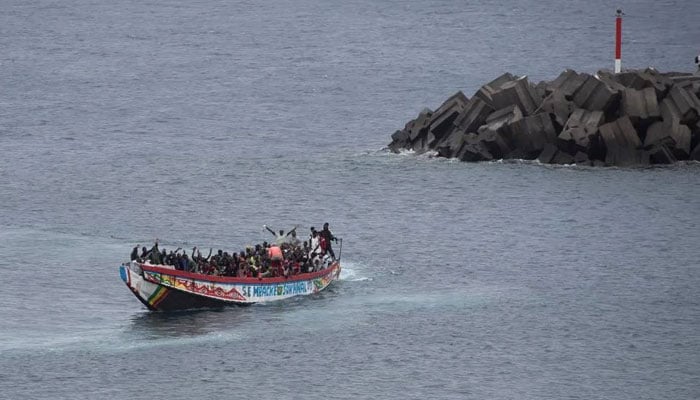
<box><xmin>120</xmin><ymin>224</ymin><xmax>343</xmax><ymax>311</ymax></box>
<box><xmin>119</xmin><ymin>259</ymin><xmax>341</xmax><ymax>311</ymax></box>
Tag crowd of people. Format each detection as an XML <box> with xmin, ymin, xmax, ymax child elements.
<box><xmin>129</xmin><ymin>223</ymin><xmax>339</xmax><ymax>279</ymax></box>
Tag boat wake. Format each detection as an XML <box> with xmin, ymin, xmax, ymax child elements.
<box><xmin>338</xmin><ymin>260</ymin><xmax>372</xmax><ymax>282</ymax></box>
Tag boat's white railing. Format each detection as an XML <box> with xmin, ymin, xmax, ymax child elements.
<box><xmin>141</xmin><ymin>262</ymin><xmax>177</xmax><ymax>270</ymax></box>
<box><xmin>128</xmin><ymin>261</ymin><xmax>143</xmax><ymax>275</ymax></box>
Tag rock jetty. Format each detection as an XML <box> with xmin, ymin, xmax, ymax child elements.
<box><xmin>387</xmin><ymin>68</ymin><xmax>700</xmax><ymax>166</ymax></box>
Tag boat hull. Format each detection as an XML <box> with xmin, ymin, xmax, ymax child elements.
<box><xmin>119</xmin><ymin>261</ymin><xmax>341</xmax><ymax>311</ymax></box>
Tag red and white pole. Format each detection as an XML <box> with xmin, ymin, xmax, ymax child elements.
<box><xmin>615</xmin><ymin>9</ymin><xmax>623</xmax><ymax>73</ymax></box>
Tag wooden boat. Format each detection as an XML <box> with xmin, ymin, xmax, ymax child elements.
<box><xmin>119</xmin><ymin>260</ymin><xmax>341</xmax><ymax>311</ymax></box>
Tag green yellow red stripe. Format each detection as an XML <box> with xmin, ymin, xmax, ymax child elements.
<box><xmin>147</xmin><ymin>285</ymin><xmax>168</xmax><ymax>308</ymax></box>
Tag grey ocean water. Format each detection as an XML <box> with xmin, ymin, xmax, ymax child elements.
<box><xmin>2</xmin><ymin>0</ymin><xmax>700</xmax><ymax>399</ymax></box>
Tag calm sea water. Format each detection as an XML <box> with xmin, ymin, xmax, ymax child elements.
<box><xmin>2</xmin><ymin>0</ymin><xmax>700</xmax><ymax>399</ymax></box>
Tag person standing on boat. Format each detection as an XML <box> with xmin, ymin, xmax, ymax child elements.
<box><xmin>149</xmin><ymin>240</ymin><xmax>161</xmax><ymax>264</ymax></box>
<box><xmin>264</xmin><ymin>224</ymin><xmax>286</xmax><ymax>246</ymax></box>
<box><xmin>267</xmin><ymin>244</ymin><xmax>284</xmax><ymax>276</ymax></box>
<box><xmin>288</xmin><ymin>230</ymin><xmax>301</xmax><ymax>247</ymax></box>
<box><xmin>131</xmin><ymin>244</ymin><xmax>140</xmax><ymax>261</ymax></box>
<box><xmin>319</xmin><ymin>223</ymin><xmax>337</xmax><ymax>260</ymax></box>
<box><xmin>309</xmin><ymin>228</ymin><xmax>321</xmax><ymax>257</ymax></box>
<box><xmin>264</xmin><ymin>224</ymin><xmax>298</xmax><ymax>246</ymax></box>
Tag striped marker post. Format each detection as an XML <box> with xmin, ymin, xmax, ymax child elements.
<box><xmin>615</xmin><ymin>9</ymin><xmax>623</xmax><ymax>73</ymax></box>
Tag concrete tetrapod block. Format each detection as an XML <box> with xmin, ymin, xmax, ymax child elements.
<box><xmin>604</xmin><ymin>68</ymin><xmax>672</xmax><ymax>98</ymax></box>
<box><xmin>665</xmin><ymin>85</ymin><xmax>700</xmax><ymax>125</ymax></box>
<box><xmin>690</xmin><ymin>142</ymin><xmax>700</xmax><ymax>161</ymax></box>
<box><xmin>388</xmin><ymin>129</ymin><xmax>410</xmax><ymax>153</ymax></box>
<box><xmin>621</xmin><ymin>87</ymin><xmax>661</xmax><ymax>123</ymax></box>
<box><xmin>574</xmin><ymin>151</ymin><xmax>590</xmax><ymax>165</ymax></box>
<box><xmin>660</xmin><ymin>97</ymin><xmax>682</xmax><ymax>125</ymax></box>
<box><xmin>474</xmin><ymin>105</ymin><xmax>524</xmax><ymax>158</ymax></box>
<box><xmin>484</xmin><ymin>105</ymin><xmax>524</xmax><ymax>136</ymax></box>
<box><xmin>537</xmin><ymin>144</ymin><xmax>558</xmax><ymax>163</ymax></box>
<box><xmin>387</xmin><ymin>109</ymin><xmax>430</xmax><ymax>152</ymax></box>
<box><xmin>595</xmin><ymin>70</ymin><xmax>627</xmax><ymax>94</ymax></box>
<box><xmin>491</xmin><ymin>76</ymin><xmax>541</xmax><ymax>115</ymax></box>
<box><xmin>667</xmin><ymin>74</ymin><xmax>700</xmax><ymax>85</ymax></box>
<box><xmin>534</xmin><ymin>80</ymin><xmax>548</xmax><ymax>101</ymax></box>
<box><xmin>406</xmin><ymin>109</ymin><xmax>432</xmax><ymax>142</ymax></box>
<box><xmin>643</xmin><ymin>122</ymin><xmax>673</xmax><ymax>148</ymax></box>
<box><xmin>682</xmin><ymin>80</ymin><xmax>700</xmax><ymax>99</ymax></box>
<box><xmin>535</xmin><ymin>144</ymin><xmax>576</xmax><ymax>165</ymax></box>
<box><xmin>528</xmin><ymin>81</ymin><xmax>545</xmax><ymax>104</ymax></box>
<box><xmin>547</xmin><ymin>69</ymin><xmax>590</xmax><ymax>98</ymax></box>
<box><xmin>552</xmin><ymin>151</ymin><xmax>575</xmax><ymax>165</ymax></box>
<box><xmin>557</xmin><ymin>108</ymin><xmax>605</xmax><ymax>154</ymax></box>
<box><xmin>642</xmin><ymin>68</ymin><xmax>676</xmax><ymax>97</ymax></box>
<box><xmin>537</xmin><ymin>90</ymin><xmax>577</xmax><ymax>127</ymax></box>
<box><xmin>436</xmin><ymin>129</ymin><xmax>469</xmax><ymax>159</ymax></box>
<box><xmin>692</xmin><ymin>121</ymin><xmax>700</xmax><ymax>150</ymax></box>
<box><xmin>572</xmin><ymin>75</ymin><xmax>619</xmax><ymax>112</ymax></box>
<box><xmin>473</xmin><ymin>72</ymin><xmax>517</xmax><ymax>106</ymax></box>
<box><xmin>644</xmin><ymin>120</ymin><xmax>692</xmax><ymax>159</ymax></box>
<box><xmin>456</xmin><ymin>133</ymin><xmax>493</xmax><ymax>161</ymax></box>
<box><xmin>406</xmin><ymin>109</ymin><xmax>434</xmax><ymax>153</ymax></box>
<box><xmin>477</xmin><ymin>127</ymin><xmax>512</xmax><ymax>159</ymax></box>
<box><xmin>508</xmin><ymin>113</ymin><xmax>559</xmax><ymax>158</ymax></box>
<box><xmin>599</xmin><ymin>116</ymin><xmax>648</xmax><ymax>166</ymax></box>
<box><xmin>503</xmin><ymin>148</ymin><xmax>530</xmax><ymax>160</ymax></box>
<box><xmin>428</xmin><ymin>91</ymin><xmax>469</xmax><ymax>146</ymax></box>
<box><xmin>454</xmin><ymin>97</ymin><xmax>495</xmax><ymax>134</ymax></box>
<box><xmin>647</xmin><ymin>144</ymin><xmax>677</xmax><ymax>164</ymax></box>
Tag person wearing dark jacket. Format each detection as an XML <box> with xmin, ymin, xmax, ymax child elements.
<box><xmin>149</xmin><ymin>241</ymin><xmax>161</xmax><ymax>265</ymax></box>
<box><xmin>319</xmin><ymin>222</ymin><xmax>337</xmax><ymax>260</ymax></box>
<box><xmin>140</xmin><ymin>246</ymin><xmax>149</xmax><ymax>259</ymax></box>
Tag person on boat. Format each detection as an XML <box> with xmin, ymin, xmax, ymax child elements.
<box><xmin>165</xmin><ymin>247</ymin><xmax>181</xmax><ymax>266</ymax></box>
<box><xmin>212</xmin><ymin>249</ymin><xmax>223</xmax><ymax>266</ymax></box>
<box><xmin>298</xmin><ymin>241</ymin><xmax>311</xmax><ymax>273</ymax></box>
<box><xmin>309</xmin><ymin>228</ymin><xmax>320</xmax><ymax>255</ymax></box>
<box><xmin>149</xmin><ymin>240</ymin><xmax>161</xmax><ymax>264</ymax></box>
<box><xmin>288</xmin><ymin>230</ymin><xmax>301</xmax><ymax>247</ymax></box>
<box><xmin>140</xmin><ymin>245</ymin><xmax>149</xmax><ymax>260</ymax></box>
<box><xmin>160</xmin><ymin>248</ymin><xmax>168</xmax><ymax>264</ymax></box>
<box><xmin>311</xmin><ymin>254</ymin><xmax>322</xmax><ymax>272</ymax></box>
<box><xmin>160</xmin><ymin>247</ymin><xmax>170</xmax><ymax>265</ymax></box>
<box><xmin>236</xmin><ymin>251</ymin><xmax>248</xmax><ymax>277</ymax></box>
<box><xmin>264</xmin><ymin>225</ymin><xmax>285</xmax><ymax>246</ymax></box>
<box><xmin>267</xmin><ymin>244</ymin><xmax>284</xmax><ymax>276</ymax></box>
<box><xmin>183</xmin><ymin>251</ymin><xmax>194</xmax><ymax>272</ymax></box>
<box><xmin>319</xmin><ymin>223</ymin><xmax>337</xmax><ymax>260</ymax></box>
<box><xmin>192</xmin><ymin>247</ymin><xmax>212</xmax><ymax>273</ymax></box>
<box><xmin>175</xmin><ymin>251</ymin><xmax>184</xmax><ymax>270</ymax></box>
<box><xmin>131</xmin><ymin>245</ymin><xmax>140</xmax><ymax>261</ymax></box>
<box><xmin>264</xmin><ymin>224</ymin><xmax>299</xmax><ymax>246</ymax></box>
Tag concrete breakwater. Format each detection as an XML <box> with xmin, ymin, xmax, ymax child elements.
<box><xmin>387</xmin><ymin>68</ymin><xmax>700</xmax><ymax>166</ymax></box>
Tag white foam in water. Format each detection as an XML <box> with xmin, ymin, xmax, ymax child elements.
<box><xmin>350</xmin><ymin>287</ymin><xmax>498</xmax><ymax>310</ymax></box>
<box><xmin>0</xmin><ymin>325</ymin><xmax>244</xmax><ymax>355</ymax></box>
<box><xmin>339</xmin><ymin>260</ymin><xmax>372</xmax><ymax>282</ymax></box>
<box><xmin>112</xmin><ymin>331</ymin><xmax>244</xmax><ymax>353</ymax></box>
